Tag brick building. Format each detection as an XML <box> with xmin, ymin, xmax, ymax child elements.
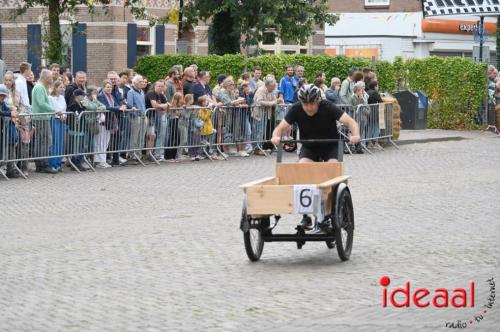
<box><xmin>326</xmin><ymin>0</ymin><xmax>497</xmax><ymax>63</ymax></box>
<box><xmin>0</xmin><ymin>1</ymin><xmax>326</xmax><ymax>84</ymax></box>
<box><xmin>329</xmin><ymin>0</ymin><xmax>421</xmax><ymax>13</ymax></box>
<box><xmin>250</xmin><ymin>27</ymin><xmax>325</xmax><ymax>56</ymax></box>
<box><xmin>0</xmin><ymin>0</ymin><xmax>210</xmax><ymax>84</ymax></box>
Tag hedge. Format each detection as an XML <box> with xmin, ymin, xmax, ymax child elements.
<box><xmin>136</xmin><ymin>54</ymin><xmax>487</xmax><ymax>129</ymax></box>
<box><xmin>135</xmin><ymin>54</ymin><xmax>371</xmax><ymax>86</ymax></box>
<box><xmin>376</xmin><ymin>57</ymin><xmax>487</xmax><ymax>129</ymax></box>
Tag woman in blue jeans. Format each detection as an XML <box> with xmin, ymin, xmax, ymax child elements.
<box><xmin>48</xmin><ymin>80</ymin><xmax>67</xmax><ymax>171</ymax></box>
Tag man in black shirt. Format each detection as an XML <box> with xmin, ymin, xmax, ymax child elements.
<box><xmin>366</xmin><ymin>80</ymin><xmax>383</xmax><ymax>104</ymax></box>
<box><xmin>193</xmin><ymin>71</ymin><xmax>218</xmax><ymax>105</ymax></box>
<box><xmin>271</xmin><ymin>84</ymin><xmax>360</xmax><ymax>162</ymax></box>
<box><xmin>182</xmin><ymin>67</ymin><xmax>196</xmax><ymax>95</ymax></box>
<box><xmin>145</xmin><ymin>80</ymin><xmax>169</xmax><ymax>123</ymax></box>
<box><xmin>65</xmin><ymin>71</ymin><xmax>87</xmax><ymax>105</ymax></box>
<box><xmin>145</xmin><ymin>80</ymin><xmax>169</xmax><ymax>160</ymax></box>
<box><xmin>272</xmin><ymin>84</ymin><xmax>360</xmax><ymax>230</ymax></box>
<box><xmin>145</xmin><ymin>81</ymin><xmax>169</xmax><ymax>110</ymax></box>
<box><xmin>66</xmin><ymin>89</ymin><xmax>91</xmax><ymax>171</ymax></box>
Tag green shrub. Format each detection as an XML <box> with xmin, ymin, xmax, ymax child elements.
<box><xmin>378</xmin><ymin>56</ymin><xmax>487</xmax><ymax>129</ymax></box>
<box><xmin>136</xmin><ymin>54</ymin><xmax>371</xmax><ymax>86</ymax></box>
<box><xmin>136</xmin><ymin>54</ymin><xmax>486</xmax><ymax>130</ymax></box>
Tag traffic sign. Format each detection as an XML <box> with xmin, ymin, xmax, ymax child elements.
<box><xmin>473</xmin><ymin>22</ymin><xmax>486</xmax><ymax>43</ymax></box>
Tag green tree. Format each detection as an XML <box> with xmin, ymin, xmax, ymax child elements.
<box><xmin>14</xmin><ymin>0</ymin><xmax>165</xmax><ymax>65</ymax></box>
<box><xmin>209</xmin><ymin>9</ymin><xmax>241</xmax><ymax>55</ymax></box>
<box><xmin>183</xmin><ymin>0</ymin><xmax>338</xmax><ymax>55</ymax></box>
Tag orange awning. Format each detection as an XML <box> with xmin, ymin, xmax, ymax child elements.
<box><xmin>345</xmin><ymin>48</ymin><xmax>379</xmax><ymax>59</ymax></box>
<box><xmin>325</xmin><ymin>48</ymin><xmax>337</xmax><ymax>57</ymax></box>
<box><xmin>422</xmin><ymin>18</ymin><xmax>496</xmax><ymax>35</ymax></box>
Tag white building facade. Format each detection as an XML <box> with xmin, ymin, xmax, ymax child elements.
<box><xmin>325</xmin><ymin>2</ymin><xmax>497</xmax><ymax>64</ymax></box>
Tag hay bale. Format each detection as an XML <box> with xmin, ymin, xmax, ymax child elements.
<box><xmin>496</xmin><ymin>105</ymin><xmax>500</xmax><ymax>129</ymax></box>
<box><xmin>382</xmin><ymin>96</ymin><xmax>401</xmax><ymax>140</ymax></box>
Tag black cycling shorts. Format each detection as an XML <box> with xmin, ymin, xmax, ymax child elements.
<box><xmin>299</xmin><ymin>145</ymin><xmax>339</xmax><ymax>162</ymax></box>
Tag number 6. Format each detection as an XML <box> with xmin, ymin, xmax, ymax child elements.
<box><xmin>300</xmin><ymin>189</ymin><xmax>312</xmax><ymax>208</ymax></box>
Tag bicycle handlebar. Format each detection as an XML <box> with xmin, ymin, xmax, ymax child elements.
<box><xmin>274</xmin><ymin>138</ymin><xmax>344</xmax><ymax>163</ymax></box>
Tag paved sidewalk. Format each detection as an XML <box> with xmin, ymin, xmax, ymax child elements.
<box><xmin>0</xmin><ymin>132</ymin><xmax>499</xmax><ymax>331</ymax></box>
<box><xmin>397</xmin><ymin>129</ymin><xmax>497</xmax><ymax>144</ymax></box>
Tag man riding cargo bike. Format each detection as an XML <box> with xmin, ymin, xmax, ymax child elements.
<box><xmin>239</xmin><ymin>84</ymin><xmax>360</xmax><ymax>262</ymax></box>
<box><xmin>271</xmin><ymin>84</ymin><xmax>360</xmax><ymax>231</ymax></box>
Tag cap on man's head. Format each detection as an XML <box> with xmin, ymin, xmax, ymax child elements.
<box><xmin>217</xmin><ymin>74</ymin><xmax>227</xmax><ymax>85</ymax></box>
<box><xmin>73</xmin><ymin>89</ymin><xmax>86</xmax><ymax>97</ymax></box>
<box><xmin>0</xmin><ymin>85</ymin><xmax>9</xmax><ymax>97</ymax></box>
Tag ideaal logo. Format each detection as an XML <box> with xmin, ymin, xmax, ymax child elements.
<box><xmin>379</xmin><ymin>276</ymin><xmax>475</xmax><ymax>308</ymax></box>
<box><xmin>379</xmin><ymin>276</ymin><xmax>496</xmax><ymax>329</ymax></box>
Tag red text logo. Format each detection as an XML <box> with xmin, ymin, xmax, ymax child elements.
<box><xmin>380</xmin><ymin>276</ymin><xmax>475</xmax><ymax>308</ymax></box>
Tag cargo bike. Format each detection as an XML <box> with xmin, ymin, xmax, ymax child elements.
<box><xmin>240</xmin><ymin>139</ymin><xmax>355</xmax><ymax>262</ymax></box>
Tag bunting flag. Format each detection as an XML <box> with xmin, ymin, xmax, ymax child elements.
<box><xmin>422</xmin><ymin>0</ymin><xmax>500</xmax><ymax>17</ymax></box>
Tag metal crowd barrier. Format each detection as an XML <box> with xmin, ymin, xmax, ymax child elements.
<box><xmin>337</xmin><ymin>103</ymin><xmax>398</xmax><ymax>154</ymax></box>
<box><xmin>211</xmin><ymin>104</ymin><xmax>293</xmax><ymax>157</ymax></box>
<box><xmin>0</xmin><ymin>102</ymin><xmax>397</xmax><ymax>180</ymax></box>
<box><xmin>146</xmin><ymin>106</ymin><xmax>216</xmax><ymax>163</ymax></box>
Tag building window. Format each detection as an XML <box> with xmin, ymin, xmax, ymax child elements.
<box><xmin>41</xmin><ymin>19</ymin><xmax>72</xmax><ymax>69</ymax></box>
<box><xmin>261</xmin><ymin>50</ymin><xmax>275</xmax><ymax>55</ymax></box>
<box><xmin>365</xmin><ymin>0</ymin><xmax>390</xmax><ymax>7</ymax></box>
<box><xmin>259</xmin><ymin>29</ymin><xmax>310</xmax><ymax>55</ymax></box>
<box><xmin>136</xmin><ymin>24</ymin><xmax>155</xmax><ymax>60</ymax></box>
<box><xmin>281</xmin><ymin>37</ymin><xmax>298</xmax><ymax>46</ymax></box>
<box><xmin>262</xmin><ymin>32</ymin><xmax>276</xmax><ymax>45</ymax></box>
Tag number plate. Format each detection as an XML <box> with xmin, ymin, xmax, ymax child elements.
<box><xmin>294</xmin><ymin>185</ymin><xmax>321</xmax><ymax>214</ymax></box>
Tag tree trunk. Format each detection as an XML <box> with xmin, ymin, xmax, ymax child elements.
<box><xmin>241</xmin><ymin>34</ymin><xmax>249</xmax><ymax>72</ymax></box>
<box><xmin>47</xmin><ymin>0</ymin><xmax>63</xmax><ymax>65</ymax></box>
<box><xmin>208</xmin><ymin>9</ymin><xmax>240</xmax><ymax>55</ymax></box>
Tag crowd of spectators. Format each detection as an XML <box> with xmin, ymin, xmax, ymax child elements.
<box><xmin>0</xmin><ymin>61</ymin><xmax>386</xmax><ymax>178</ymax></box>
<box><xmin>487</xmin><ymin>65</ymin><xmax>500</xmax><ymax>106</ymax></box>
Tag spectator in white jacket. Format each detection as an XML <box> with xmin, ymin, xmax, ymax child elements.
<box><xmin>15</xmin><ymin>62</ymin><xmax>32</xmax><ymax>113</ymax></box>
<box><xmin>48</xmin><ymin>80</ymin><xmax>67</xmax><ymax>171</ymax></box>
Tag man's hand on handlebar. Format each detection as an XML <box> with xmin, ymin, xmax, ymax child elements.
<box><xmin>271</xmin><ymin>136</ymin><xmax>281</xmax><ymax>145</ymax></box>
<box><xmin>349</xmin><ymin>135</ymin><xmax>360</xmax><ymax>144</ymax></box>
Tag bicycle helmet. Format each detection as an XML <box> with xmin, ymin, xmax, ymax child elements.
<box><xmin>297</xmin><ymin>84</ymin><xmax>321</xmax><ymax>103</ymax></box>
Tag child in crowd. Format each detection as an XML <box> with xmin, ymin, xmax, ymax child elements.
<box><xmin>165</xmin><ymin>92</ymin><xmax>183</xmax><ymax>161</ymax></box>
<box><xmin>178</xmin><ymin>94</ymin><xmax>194</xmax><ymax>159</ymax></box>
<box><xmin>351</xmin><ymin>82</ymin><xmax>368</xmax><ymax>154</ymax></box>
<box><xmin>238</xmin><ymin>83</ymin><xmax>254</xmax><ymax>154</ymax></box>
<box><xmin>188</xmin><ymin>98</ymin><xmax>203</xmax><ymax>161</ymax></box>
<box><xmin>145</xmin><ymin>117</ymin><xmax>156</xmax><ymax>157</ymax></box>
<box><xmin>81</xmin><ymin>87</ymin><xmax>108</xmax><ymax>167</ymax></box>
<box><xmin>198</xmin><ymin>96</ymin><xmax>221</xmax><ymax>160</ymax></box>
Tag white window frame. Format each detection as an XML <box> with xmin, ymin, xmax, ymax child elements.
<box><xmin>365</xmin><ymin>0</ymin><xmax>390</xmax><ymax>7</ymax></box>
<box><xmin>40</xmin><ymin>19</ymin><xmax>73</xmax><ymax>68</ymax></box>
<box><xmin>259</xmin><ymin>29</ymin><xmax>310</xmax><ymax>55</ymax></box>
<box><xmin>136</xmin><ymin>21</ymin><xmax>156</xmax><ymax>57</ymax></box>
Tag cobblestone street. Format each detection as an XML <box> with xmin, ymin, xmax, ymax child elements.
<box><xmin>1</xmin><ymin>132</ymin><xmax>499</xmax><ymax>331</ymax></box>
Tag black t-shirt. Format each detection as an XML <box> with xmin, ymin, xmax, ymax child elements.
<box><xmin>193</xmin><ymin>82</ymin><xmax>212</xmax><ymax>104</ymax></box>
<box><xmin>367</xmin><ymin>89</ymin><xmax>383</xmax><ymax>104</ymax></box>
<box><xmin>145</xmin><ymin>90</ymin><xmax>167</xmax><ymax>119</ymax></box>
<box><xmin>145</xmin><ymin>90</ymin><xmax>167</xmax><ymax>109</ymax></box>
<box><xmin>183</xmin><ymin>79</ymin><xmax>196</xmax><ymax>96</ymax></box>
<box><xmin>284</xmin><ymin>100</ymin><xmax>344</xmax><ymax>148</ymax></box>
